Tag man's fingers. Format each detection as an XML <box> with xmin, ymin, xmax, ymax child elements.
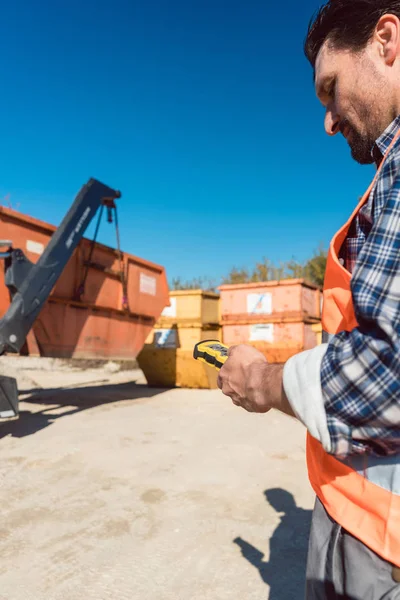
<box><xmin>218</xmin><ymin>372</ymin><xmax>238</xmax><ymax>403</ymax></box>
<box><xmin>219</xmin><ymin>381</ymin><xmax>249</xmax><ymax>410</ymax></box>
<box><xmin>227</xmin><ymin>345</ymin><xmax>238</xmax><ymax>357</ymax></box>
<box><xmin>217</xmin><ymin>361</ymin><xmax>230</xmax><ymax>390</ymax></box>
<box><xmin>217</xmin><ymin>347</ymin><xmax>256</xmax><ymax>411</ymax></box>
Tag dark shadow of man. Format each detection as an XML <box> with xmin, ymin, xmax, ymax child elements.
<box><xmin>233</xmin><ymin>488</ymin><xmax>312</xmax><ymax>600</ymax></box>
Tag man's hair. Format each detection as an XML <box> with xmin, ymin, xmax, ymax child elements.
<box><xmin>304</xmin><ymin>0</ymin><xmax>400</xmax><ymax>68</ymax></box>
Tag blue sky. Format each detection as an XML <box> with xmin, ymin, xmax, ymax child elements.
<box><xmin>0</xmin><ymin>0</ymin><xmax>375</xmax><ymax>285</ymax></box>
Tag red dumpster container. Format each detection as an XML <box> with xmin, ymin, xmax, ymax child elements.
<box><xmin>0</xmin><ymin>206</ymin><xmax>170</xmax><ymax>359</ymax></box>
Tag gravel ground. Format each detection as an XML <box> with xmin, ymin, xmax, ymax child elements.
<box><xmin>0</xmin><ymin>358</ymin><xmax>315</xmax><ymax>600</ymax></box>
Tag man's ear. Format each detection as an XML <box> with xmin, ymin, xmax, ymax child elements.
<box><xmin>374</xmin><ymin>14</ymin><xmax>400</xmax><ymax>65</ymax></box>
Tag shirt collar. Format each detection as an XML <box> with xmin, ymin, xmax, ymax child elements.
<box><xmin>372</xmin><ymin>114</ymin><xmax>400</xmax><ymax>165</ymax></box>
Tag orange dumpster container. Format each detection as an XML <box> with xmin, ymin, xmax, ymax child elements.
<box><xmin>219</xmin><ymin>279</ymin><xmax>321</xmax><ymax>363</ymax></box>
<box><xmin>0</xmin><ymin>206</ymin><xmax>170</xmax><ymax>359</ymax></box>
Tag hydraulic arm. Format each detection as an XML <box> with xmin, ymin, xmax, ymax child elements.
<box><xmin>0</xmin><ymin>178</ymin><xmax>121</xmax><ymax>419</ymax></box>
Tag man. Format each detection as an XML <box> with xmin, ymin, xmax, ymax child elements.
<box><xmin>217</xmin><ymin>1</ymin><xmax>400</xmax><ymax>598</ymax></box>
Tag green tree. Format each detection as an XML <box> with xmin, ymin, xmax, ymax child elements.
<box><xmin>171</xmin><ymin>276</ymin><xmax>217</xmax><ymax>292</ymax></box>
<box><xmin>221</xmin><ymin>267</ymin><xmax>250</xmax><ymax>285</ymax></box>
<box><xmin>286</xmin><ymin>258</ymin><xmax>305</xmax><ymax>279</ymax></box>
<box><xmin>251</xmin><ymin>257</ymin><xmax>273</xmax><ymax>282</ymax></box>
<box><xmin>171</xmin><ymin>246</ymin><xmax>328</xmax><ymax>291</ymax></box>
<box><xmin>303</xmin><ymin>245</ymin><xmax>327</xmax><ymax>287</ymax></box>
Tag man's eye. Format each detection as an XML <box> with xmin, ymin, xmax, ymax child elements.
<box><xmin>328</xmin><ymin>81</ymin><xmax>336</xmax><ymax>99</ymax></box>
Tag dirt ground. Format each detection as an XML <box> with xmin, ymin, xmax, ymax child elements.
<box><xmin>0</xmin><ymin>357</ymin><xmax>315</xmax><ymax>600</ymax></box>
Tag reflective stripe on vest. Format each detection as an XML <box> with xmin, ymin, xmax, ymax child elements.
<box><xmin>308</xmin><ymin>130</ymin><xmax>400</xmax><ymax>567</ymax></box>
<box><xmin>321</xmin><ymin>330</ymin><xmax>333</xmax><ymax>344</ymax></box>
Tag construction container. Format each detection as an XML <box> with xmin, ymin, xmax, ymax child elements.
<box><xmin>136</xmin><ymin>347</ymin><xmax>219</xmax><ymax>389</ymax></box>
<box><xmin>219</xmin><ymin>279</ymin><xmax>321</xmax><ymax>363</ymax></box>
<box><xmin>311</xmin><ymin>322</ymin><xmax>323</xmax><ymax>345</ymax></box>
<box><xmin>153</xmin><ymin>289</ymin><xmax>220</xmax><ymax>346</ymax></box>
<box><xmin>159</xmin><ymin>289</ymin><xmax>220</xmax><ymax>324</ymax></box>
<box><xmin>137</xmin><ymin>289</ymin><xmax>221</xmax><ymax>388</ymax></box>
<box><xmin>0</xmin><ymin>206</ymin><xmax>170</xmax><ymax>359</ymax></box>
<box><xmin>219</xmin><ymin>278</ymin><xmax>321</xmax><ymax>322</ymax></box>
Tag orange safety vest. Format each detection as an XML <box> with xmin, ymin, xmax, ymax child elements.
<box><xmin>307</xmin><ymin>131</ymin><xmax>400</xmax><ymax>567</ymax></box>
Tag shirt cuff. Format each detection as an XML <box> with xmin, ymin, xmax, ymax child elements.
<box><xmin>283</xmin><ymin>344</ymin><xmax>332</xmax><ymax>453</ymax></box>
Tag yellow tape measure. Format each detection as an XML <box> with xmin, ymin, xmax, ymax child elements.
<box><xmin>193</xmin><ymin>340</ymin><xmax>229</xmax><ymax>371</ymax></box>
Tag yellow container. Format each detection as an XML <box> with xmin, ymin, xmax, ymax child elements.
<box><xmin>311</xmin><ymin>322</ymin><xmax>322</xmax><ymax>345</ymax></box>
<box><xmin>160</xmin><ymin>289</ymin><xmax>220</xmax><ymax>325</ymax></box>
<box><xmin>145</xmin><ymin>322</ymin><xmax>219</xmax><ymax>350</ymax></box>
<box><xmin>144</xmin><ymin>289</ymin><xmax>220</xmax><ymax>349</ymax></box>
<box><xmin>139</xmin><ymin>324</ymin><xmax>221</xmax><ymax>388</ymax></box>
<box><xmin>137</xmin><ymin>347</ymin><xmax>219</xmax><ymax>389</ymax></box>
<box><xmin>138</xmin><ymin>289</ymin><xmax>221</xmax><ymax>388</ymax></box>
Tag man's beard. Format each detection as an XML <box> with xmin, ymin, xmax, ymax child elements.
<box><xmin>340</xmin><ymin>119</ymin><xmax>375</xmax><ymax>165</ymax></box>
<box><xmin>348</xmin><ymin>128</ymin><xmax>375</xmax><ymax>165</ymax></box>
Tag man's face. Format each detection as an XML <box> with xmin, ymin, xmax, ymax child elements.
<box><xmin>315</xmin><ymin>41</ymin><xmax>393</xmax><ymax>164</ymax></box>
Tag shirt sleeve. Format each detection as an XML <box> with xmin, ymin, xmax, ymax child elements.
<box><xmin>283</xmin><ymin>344</ymin><xmax>331</xmax><ymax>451</ymax></box>
<box><xmin>320</xmin><ymin>166</ymin><xmax>400</xmax><ymax>457</ymax></box>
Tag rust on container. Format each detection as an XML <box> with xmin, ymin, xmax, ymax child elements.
<box><xmin>0</xmin><ymin>206</ymin><xmax>170</xmax><ymax>359</ymax></box>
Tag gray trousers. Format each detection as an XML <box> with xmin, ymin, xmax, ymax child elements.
<box><xmin>306</xmin><ymin>497</ymin><xmax>400</xmax><ymax>600</ymax></box>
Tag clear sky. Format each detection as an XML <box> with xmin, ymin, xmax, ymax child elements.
<box><xmin>0</xmin><ymin>0</ymin><xmax>375</xmax><ymax>285</ymax></box>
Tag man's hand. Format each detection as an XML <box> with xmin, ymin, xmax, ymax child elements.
<box><xmin>217</xmin><ymin>344</ymin><xmax>295</xmax><ymax>417</ymax></box>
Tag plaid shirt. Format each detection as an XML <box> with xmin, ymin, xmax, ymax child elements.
<box><xmin>321</xmin><ymin>115</ymin><xmax>400</xmax><ymax>457</ymax></box>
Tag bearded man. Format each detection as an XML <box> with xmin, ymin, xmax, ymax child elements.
<box><xmin>217</xmin><ymin>2</ymin><xmax>400</xmax><ymax>597</ymax></box>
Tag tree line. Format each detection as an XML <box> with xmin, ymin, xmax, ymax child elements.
<box><xmin>171</xmin><ymin>245</ymin><xmax>327</xmax><ymax>291</ymax></box>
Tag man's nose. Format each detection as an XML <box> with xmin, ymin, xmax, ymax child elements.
<box><xmin>324</xmin><ymin>107</ymin><xmax>340</xmax><ymax>136</ymax></box>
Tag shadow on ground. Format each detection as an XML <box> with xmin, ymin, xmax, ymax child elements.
<box><xmin>0</xmin><ymin>380</ymin><xmax>168</xmax><ymax>439</ymax></box>
<box><xmin>234</xmin><ymin>488</ymin><xmax>361</xmax><ymax>599</ymax></box>
<box><xmin>234</xmin><ymin>488</ymin><xmax>312</xmax><ymax>600</ymax></box>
